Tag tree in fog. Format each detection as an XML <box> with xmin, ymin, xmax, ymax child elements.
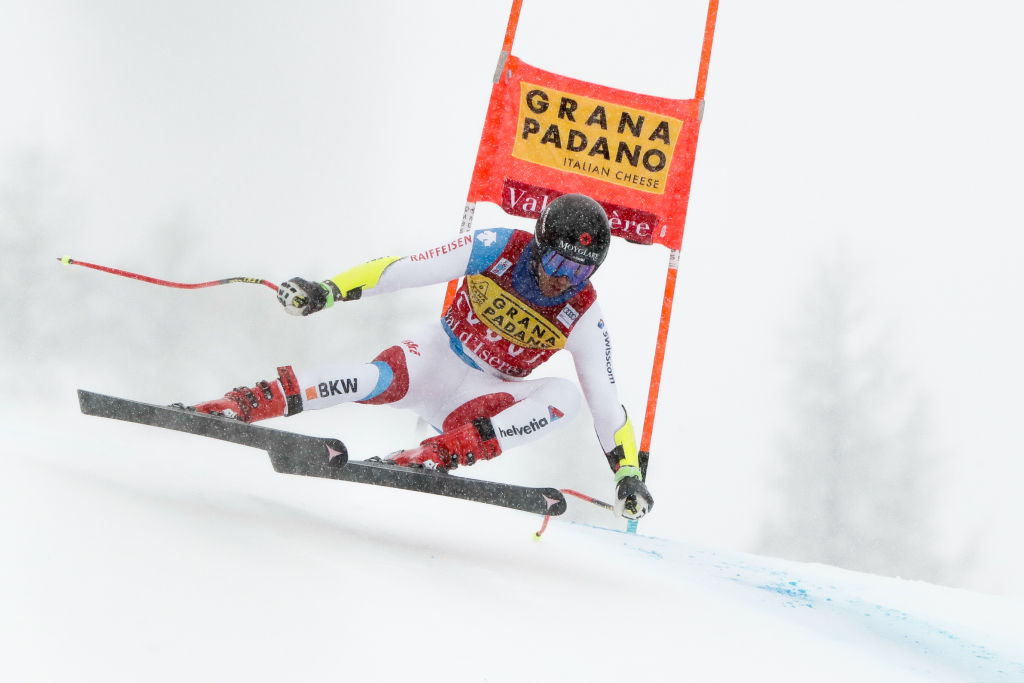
<box><xmin>759</xmin><ymin>253</ymin><xmax>948</xmax><ymax>582</ymax></box>
<box><xmin>0</xmin><ymin>151</ymin><xmax>209</xmax><ymax>396</ymax></box>
<box><xmin>0</xmin><ymin>150</ymin><xmax>84</xmax><ymax>393</ymax></box>
<box><xmin>0</xmin><ymin>148</ymin><xmax>422</xmax><ymax>411</ymax></box>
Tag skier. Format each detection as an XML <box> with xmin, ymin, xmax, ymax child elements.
<box><xmin>189</xmin><ymin>193</ymin><xmax>652</xmax><ymax>519</ymax></box>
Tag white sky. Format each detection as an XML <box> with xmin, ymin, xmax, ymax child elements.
<box><xmin>2</xmin><ymin>1</ymin><xmax>1023</xmax><ymax>594</ymax></box>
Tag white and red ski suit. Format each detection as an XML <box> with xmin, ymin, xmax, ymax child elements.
<box><xmin>292</xmin><ymin>227</ymin><xmax>635</xmax><ymax>462</ymax></box>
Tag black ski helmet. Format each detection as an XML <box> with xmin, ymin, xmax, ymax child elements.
<box><xmin>534</xmin><ymin>193</ymin><xmax>611</xmax><ymax>268</ymax></box>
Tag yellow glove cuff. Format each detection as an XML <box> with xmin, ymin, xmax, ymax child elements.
<box><xmin>605</xmin><ymin>409</ymin><xmax>641</xmax><ymax>479</ymax></box>
<box><xmin>326</xmin><ymin>256</ymin><xmax>401</xmax><ymax>301</ymax></box>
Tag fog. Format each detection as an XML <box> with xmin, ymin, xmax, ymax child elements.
<box><xmin>2</xmin><ymin>1</ymin><xmax>1023</xmax><ymax>595</ymax></box>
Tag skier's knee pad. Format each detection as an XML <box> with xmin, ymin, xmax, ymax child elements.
<box><xmin>356</xmin><ymin>345</ymin><xmax>411</xmax><ymax>405</ymax></box>
<box><xmin>442</xmin><ymin>392</ymin><xmax>518</xmax><ymax>432</ymax></box>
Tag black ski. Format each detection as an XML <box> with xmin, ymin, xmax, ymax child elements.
<box><xmin>78</xmin><ymin>390</ymin><xmax>567</xmax><ymax>516</ymax></box>
<box><xmin>78</xmin><ymin>389</ymin><xmax>348</xmax><ymax>466</ymax></box>
<box><xmin>274</xmin><ymin>455</ymin><xmax>566</xmax><ymax>516</ymax></box>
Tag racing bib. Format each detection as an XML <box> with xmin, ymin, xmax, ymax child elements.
<box><xmin>467</xmin><ymin>274</ymin><xmax>568</xmax><ymax>350</ymax></box>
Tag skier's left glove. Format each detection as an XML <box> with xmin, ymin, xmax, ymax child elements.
<box><xmin>277</xmin><ymin>277</ymin><xmax>332</xmax><ymax>316</ymax></box>
<box><xmin>615</xmin><ymin>474</ymin><xmax>653</xmax><ymax>520</ymax></box>
<box><xmin>604</xmin><ymin>409</ymin><xmax>651</xmax><ymax>519</ymax></box>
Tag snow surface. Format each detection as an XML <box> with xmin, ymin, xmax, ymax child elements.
<box><xmin>3</xmin><ymin>413</ymin><xmax>1022</xmax><ymax>683</ymax></box>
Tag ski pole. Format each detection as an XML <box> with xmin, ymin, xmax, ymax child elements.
<box><xmin>58</xmin><ymin>256</ymin><xmax>279</xmax><ymax>292</ymax></box>
<box><xmin>534</xmin><ymin>489</ymin><xmax>613</xmax><ymax>539</ymax></box>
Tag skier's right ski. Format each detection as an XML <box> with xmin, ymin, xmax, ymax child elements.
<box><xmin>270</xmin><ymin>455</ymin><xmax>567</xmax><ymax>516</ymax></box>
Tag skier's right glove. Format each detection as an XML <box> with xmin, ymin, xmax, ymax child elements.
<box><xmin>277</xmin><ymin>277</ymin><xmax>332</xmax><ymax>316</ymax></box>
<box><xmin>615</xmin><ymin>474</ymin><xmax>653</xmax><ymax>520</ymax></box>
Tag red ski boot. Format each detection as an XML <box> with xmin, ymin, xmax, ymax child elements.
<box><xmin>190</xmin><ymin>366</ymin><xmax>303</xmax><ymax>423</ymax></box>
<box><xmin>387</xmin><ymin>418</ymin><xmax>502</xmax><ymax>470</ymax></box>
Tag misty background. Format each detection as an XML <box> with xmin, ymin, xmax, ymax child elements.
<box><xmin>2</xmin><ymin>1</ymin><xmax>1023</xmax><ymax>595</ymax></box>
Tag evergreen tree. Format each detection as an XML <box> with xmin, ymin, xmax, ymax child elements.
<box><xmin>759</xmin><ymin>253</ymin><xmax>948</xmax><ymax>582</ymax></box>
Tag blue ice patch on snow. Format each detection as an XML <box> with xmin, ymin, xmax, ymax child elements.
<box><xmin>570</xmin><ymin>522</ymin><xmax>664</xmax><ymax>559</ymax></box>
<box><xmin>758</xmin><ymin>580</ymin><xmax>814</xmax><ymax>609</ymax></box>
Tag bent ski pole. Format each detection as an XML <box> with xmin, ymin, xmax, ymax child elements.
<box><xmin>58</xmin><ymin>256</ymin><xmax>279</xmax><ymax>292</ymax></box>
<box><xmin>534</xmin><ymin>489</ymin><xmax>613</xmax><ymax>539</ymax></box>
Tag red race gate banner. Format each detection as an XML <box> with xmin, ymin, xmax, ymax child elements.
<box><xmin>467</xmin><ymin>55</ymin><xmax>703</xmax><ymax>250</ymax></box>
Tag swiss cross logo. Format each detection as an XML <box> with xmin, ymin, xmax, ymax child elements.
<box><xmin>476</xmin><ymin>230</ymin><xmax>498</xmax><ymax>247</ymax></box>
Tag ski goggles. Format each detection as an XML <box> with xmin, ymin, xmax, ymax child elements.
<box><xmin>539</xmin><ymin>248</ymin><xmax>597</xmax><ymax>286</ymax></box>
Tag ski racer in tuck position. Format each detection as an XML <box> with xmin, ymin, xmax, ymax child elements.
<box><xmin>190</xmin><ymin>193</ymin><xmax>653</xmax><ymax>519</ymax></box>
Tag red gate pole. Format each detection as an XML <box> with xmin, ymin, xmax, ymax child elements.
<box><xmin>637</xmin><ymin>0</ymin><xmax>719</xmax><ymax>483</ymax></box>
<box><xmin>442</xmin><ymin>0</ymin><xmax>525</xmax><ymax>312</ymax></box>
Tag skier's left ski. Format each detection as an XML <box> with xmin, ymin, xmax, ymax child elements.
<box><xmin>78</xmin><ymin>390</ymin><xmax>567</xmax><ymax>516</ymax></box>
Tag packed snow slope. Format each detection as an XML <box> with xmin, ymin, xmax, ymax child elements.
<box><xmin>3</xmin><ymin>413</ymin><xmax>1022</xmax><ymax>683</ymax></box>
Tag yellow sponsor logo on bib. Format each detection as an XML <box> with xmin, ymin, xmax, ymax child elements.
<box><xmin>467</xmin><ymin>275</ymin><xmax>567</xmax><ymax>350</ymax></box>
